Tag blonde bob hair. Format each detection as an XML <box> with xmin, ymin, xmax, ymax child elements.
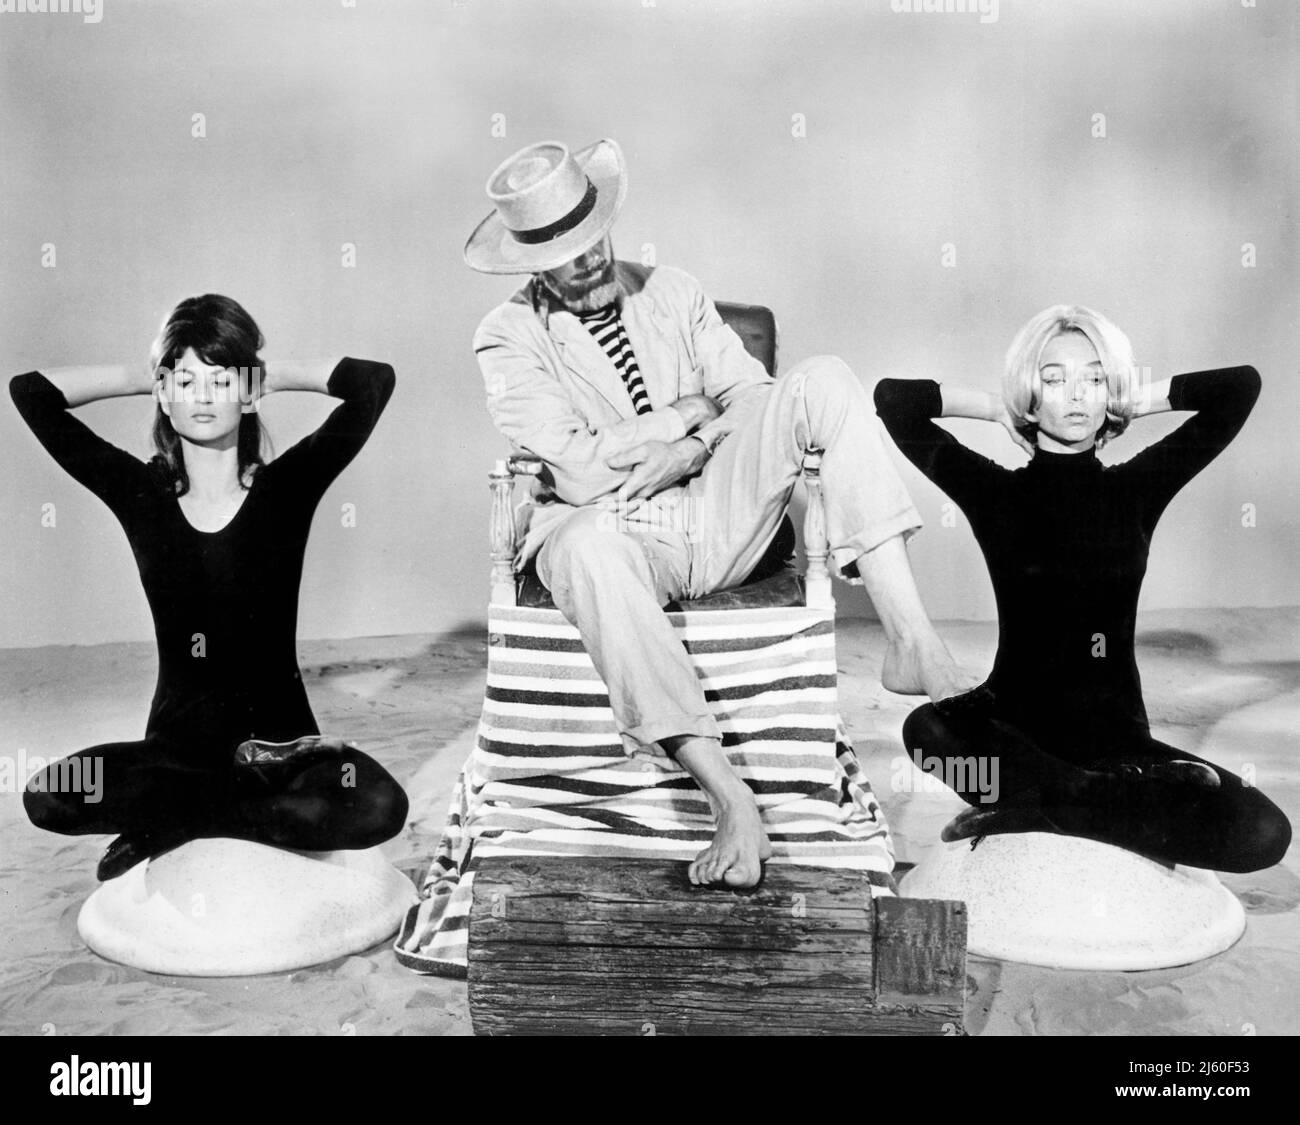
<box><xmin>1003</xmin><ymin>305</ymin><xmax>1137</xmax><ymax>448</ymax></box>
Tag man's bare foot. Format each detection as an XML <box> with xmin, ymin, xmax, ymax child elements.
<box><xmin>688</xmin><ymin>786</ymin><xmax>773</xmax><ymax>888</ymax></box>
<box><xmin>881</xmin><ymin>635</ymin><xmax>974</xmax><ymax>701</ymax></box>
<box><xmin>661</xmin><ymin>734</ymin><xmax>773</xmax><ymax>888</ymax></box>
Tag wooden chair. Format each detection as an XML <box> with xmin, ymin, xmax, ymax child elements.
<box><xmin>396</xmin><ymin>301</ymin><xmax>965</xmax><ymax>1033</ymax></box>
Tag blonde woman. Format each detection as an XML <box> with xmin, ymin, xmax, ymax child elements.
<box><xmin>873</xmin><ymin>306</ymin><xmax>1288</xmax><ymax>872</ymax></box>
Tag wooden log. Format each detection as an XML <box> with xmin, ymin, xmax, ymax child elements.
<box><xmin>467</xmin><ymin>857</ymin><xmax>966</xmax><ymax>1036</ymax></box>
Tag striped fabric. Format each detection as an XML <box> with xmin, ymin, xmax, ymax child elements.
<box><xmin>576</xmin><ymin>304</ymin><xmax>652</xmax><ymax>414</ymax></box>
<box><xmin>395</xmin><ymin>604</ymin><xmax>898</xmax><ymax>978</ymax></box>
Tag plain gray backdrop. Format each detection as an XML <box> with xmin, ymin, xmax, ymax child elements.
<box><xmin>1</xmin><ymin>0</ymin><xmax>1295</xmax><ymax>648</ymax></box>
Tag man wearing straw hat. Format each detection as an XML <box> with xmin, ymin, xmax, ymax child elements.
<box><xmin>466</xmin><ymin>138</ymin><xmax>966</xmax><ymax>889</ymax></box>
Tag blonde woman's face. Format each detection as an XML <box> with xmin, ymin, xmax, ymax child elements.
<box><xmin>1030</xmin><ymin>331</ymin><xmax>1108</xmax><ymax>453</ymax></box>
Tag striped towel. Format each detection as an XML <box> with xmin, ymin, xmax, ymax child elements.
<box><xmin>394</xmin><ymin>604</ymin><xmax>897</xmax><ymax>978</ymax></box>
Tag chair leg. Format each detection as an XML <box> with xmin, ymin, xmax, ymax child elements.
<box><xmin>801</xmin><ymin>449</ymin><xmax>834</xmax><ymax>610</ymax></box>
<box><xmin>489</xmin><ymin>460</ymin><xmax>518</xmax><ymax>607</ymax></box>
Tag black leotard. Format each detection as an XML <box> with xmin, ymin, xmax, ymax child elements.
<box><xmin>872</xmin><ymin>367</ymin><xmax>1290</xmax><ymax>872</ymax></box>
<box><xmin>874</xmin><ymin>368</ymin><xmax>1260</xmax><ymax>761</ymax></box>
<box><xmin>10</xmin><ymin>359</ymin><xmax>395</xmax><ymax>761</ymax></box>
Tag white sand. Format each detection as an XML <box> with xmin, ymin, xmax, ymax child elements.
<box><xmin>1</xmin><ymin>609</ymin><xmax>1296</xmax><ymax>1036</ymax></box>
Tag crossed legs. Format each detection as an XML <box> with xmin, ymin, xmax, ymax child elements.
<box><xmin>537</xmin><ymin>354</ymin><xmax>961</xmax><ymax>885</ymax></box>
<box><xmin>902</xmin><ymin>700</ymin><xmax>1292</xmax><ymax>872</ymax></box>
<box><xmin>24</xmin><ymin>737</ymin><xmax>409</xmax><ymax>874</ymax></box>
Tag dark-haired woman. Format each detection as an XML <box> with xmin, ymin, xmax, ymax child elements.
<box><xmin>874</xmin><ymin>304</ymin><xmax>1289</xmax><ymax>874</ymax></box>
<box><xmin>12</xmin><ymin>294</ymin><xmax>408</xmax><ymax>880</ymax></box>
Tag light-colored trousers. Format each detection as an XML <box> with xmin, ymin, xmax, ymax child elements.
<box><xmin>536</xmin><ymin>356</ymin><xmax>923</xmax><ymax>750</ymax></box>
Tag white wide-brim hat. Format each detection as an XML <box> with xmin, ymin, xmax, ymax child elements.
<box><xmin>464</xmin><ymin>138</ymin><xmax>627</xmax><ymax>275</ymax></box>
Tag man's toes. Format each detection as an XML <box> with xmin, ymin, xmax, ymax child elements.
<box><xmin>691</xmin><ymin>848</ymin><xmax>719</xmax><ymax>885</ymax></box>
<box><xmin>722</xmin><ymin>859</ymin><xmax>761</xmax><ymax>888</ymax></box>
<box><xmin>707</xmin><ymin>848</ymin><xmax>739</xmax><ymax>883</ymax></box>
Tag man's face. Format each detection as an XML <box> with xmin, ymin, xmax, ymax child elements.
<box><xmin>538</xmin><ymin>234</ymin><xmax>618</xmax><ymax>312</ymax></box>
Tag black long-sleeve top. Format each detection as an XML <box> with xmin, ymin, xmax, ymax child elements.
<box><xmin>874</xmin><ymin>368</ymin><xmax>1261</xmax><ymax>758</ymax></box>
<box><xmin>10</xmin><ymin>359</ymin><xmax>396</xmax><ymax>760</ymax></box>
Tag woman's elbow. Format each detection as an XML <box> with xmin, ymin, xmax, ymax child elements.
<box><xmin>366</xmin><ymin>362</ymin><xmax>396</xmax><ymax>413</ymax></box>
<box><xmin>872</xmin><ymin>378</ymin><xmax>904</xmax><ymax>415</ymax></box>
<box><xmin>1238</xmin><ymin>365</ymin><xmax>1262</xmax><ymax>400</ymax></box>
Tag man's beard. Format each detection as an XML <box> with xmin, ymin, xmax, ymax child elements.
<box><xmin>539</xmin><ymin>259</ymin><xmax>619</xmax><ymax>313</ymax></box>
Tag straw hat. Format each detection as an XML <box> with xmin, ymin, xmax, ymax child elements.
<box><xmin>464</xmin><ymin>139</ymin><xmax>627</xmax><ymax>274</ymax></box>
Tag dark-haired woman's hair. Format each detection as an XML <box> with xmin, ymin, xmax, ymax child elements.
<box><xmin>149</xmin><ymin>294</ymin><xmax>271</xmax><ymax>496</ymax></box>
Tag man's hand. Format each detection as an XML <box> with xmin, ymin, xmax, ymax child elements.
<box><xmin>607</xmin><ymin>438</ymin><xmax>708</xmax><ymax>504</ymax></box>
<box><xmin>669</xmin><ymin>394</ymin><xmax>722</xmax><ymax>432</ymax></box>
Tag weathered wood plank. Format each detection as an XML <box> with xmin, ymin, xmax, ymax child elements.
<box><xmin>470</xmin><ymin>997</ymin><xmax>960</xmax><ymax>1037</ymax></box>
<box><xmin>471</xmin><ymin>920</ymin><xmax>873</xmax><ymax>953</ymax></box>
<box><xmin>470</xmin><ymin>947</ymin><xmax>874</xmax><ymax>980</ymax></box>
<box><xmin>470</xmin><ymin>855</ymin><xmax>873</xmax><ymax>904</ymax></box>
<box><xmin>470</xmin><ymin>987</ymin><xmax>906</xmax><ymax>1037</ymax></box>
<box><xmin>874</xmin><ymin>894</ymin><xmax>967</xmax><ymax>1005</ymax></box>
<box><xmin>467</xmin><ymin>857</ymin><xmax>966</xmax><ymax>1035</ymax></box>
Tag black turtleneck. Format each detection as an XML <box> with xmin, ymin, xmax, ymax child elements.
<box><xmin>874</xmin><ymin>368</ymin><xmax>1261</xmax><ymax>758</ymax></box>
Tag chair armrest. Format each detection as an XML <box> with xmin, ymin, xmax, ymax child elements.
<box><xmin>490</xmin><ymin>456</ymin><xmax>546</xmax><ymax>605</ymax></box>
<box><xmin>489</xmin><ymin>460</ymin><xmax>520</xmax><ymax>606</ymax></box>
<box><xmin>801</xmin><ymin>449</ymin><xmax>833</xmax><ymax>610</ymax></box>
<box><xmin>507</xmin><ymin>454</ymin><xmax>543</xmax><ymax>478</ymax></box>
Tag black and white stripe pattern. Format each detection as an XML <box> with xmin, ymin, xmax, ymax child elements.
<box><xmin>576</xmin><ymin>305</ymin><xmax>652</xmax><ymax>415</ymax></box>
<box><xmin>394</xmin><ymin>604</ymin><xmax>898</xmax><ymax>977</ymax></box>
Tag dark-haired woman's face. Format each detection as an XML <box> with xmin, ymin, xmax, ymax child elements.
<box><xmin>157</xmin><ymin>348</ymin><xmax>253</xmax><ymax>447</ymax></box>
